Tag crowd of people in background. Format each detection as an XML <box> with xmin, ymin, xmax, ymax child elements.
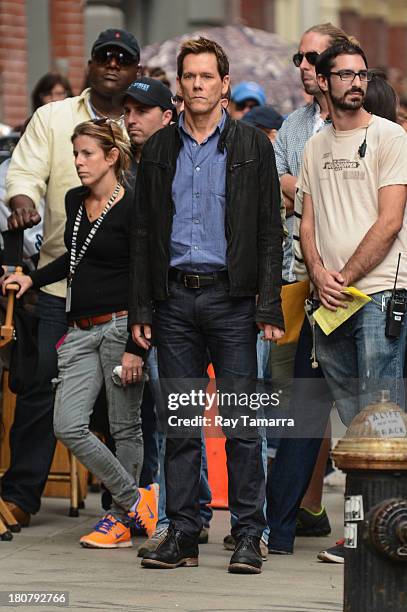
<box><xmin>0</xmin><ymin>19</ymin><xmax>406</xmax><ymax>576</ymax></box>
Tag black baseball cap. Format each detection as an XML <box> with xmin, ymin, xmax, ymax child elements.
<box><xmin>92</xmin><ymin>29</ymin><xmax>140</xmax><ymax>61</ymax></box>
<box><xmin>242</xmin><ymin>105</ymin><xmax>284</xmax><ymax>131</ymax></box>
<box><xmin>121</xmin><ymin>77</ymin><xmax>174</xmax><ymax>111</ymax></box>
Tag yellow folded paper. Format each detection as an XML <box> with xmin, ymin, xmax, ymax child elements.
<box><xmin>313</xmin><ymin>287</ymin><xmax>372</xmax><ymax>335</ymax></box>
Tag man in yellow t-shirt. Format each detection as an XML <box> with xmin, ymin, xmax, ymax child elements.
<box><xmin>300</xmin><ymin>41</ymin><xmax>407</xmax><ymax>429</ymax></box>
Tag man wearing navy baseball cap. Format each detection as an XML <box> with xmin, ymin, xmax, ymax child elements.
<box><xmin>122</xmin><ymin>77</ymin><xmax>174</xmax><ymax>165</ymax></box>
<box><xmin>229</xmin><ymin>81</ymin><xmax>266</xmax><ymax>120</ymax></box>
<box><xmin>242</xmin><ymin>105</ymin><xmax>284</xmax><ymax>143</ymax></box>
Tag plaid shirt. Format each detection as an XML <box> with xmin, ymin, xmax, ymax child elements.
<box><xmin>274</xmin><ymin>102</ymin><xmax>329</xmax><ymax>281</ymax></box>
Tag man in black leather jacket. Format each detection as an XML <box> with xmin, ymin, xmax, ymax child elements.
<box><xmin>130</xmin><ymin>37</ymin><xmax>284</xmax><ymax>574</ymax></box>
<box><xmin>129</xmin><ymin>116</ymin><xmax>284</xmax><ymax>329</ymax></box>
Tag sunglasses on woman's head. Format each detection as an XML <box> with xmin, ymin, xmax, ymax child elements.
<box><xmin>292</xmin><ymin>51</ymin><xmax>319</xmax><ymax>67</ymax></box>
<box><xmin>92</xmin><ymin>117</ymin><xmax>117</xmax><ymax>147</ymax></box>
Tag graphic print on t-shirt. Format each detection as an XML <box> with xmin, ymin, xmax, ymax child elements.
<box><xmin>322</xmin><ymin>157</ymin><xmax>365</xmax><ymax>180</ymax></box>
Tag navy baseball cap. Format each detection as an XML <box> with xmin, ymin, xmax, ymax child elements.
<box><xmin>231</xmin><ymin>81</ymin><xmax>266</xmax><ymax>106</ymax></box>
<box><xmin>92</xmin><ymin>29</ymin><xmax>140</xmax><ymax>61</ymax></box>
<box><xmin>242</xmin><ymin>105</ymin><xmax>284</xmax><ymax>130</ymax></box>
<box><xmin>121</xmin><ymin>77</ymin><xmax>174</xmax><ymax>111</ymax></box>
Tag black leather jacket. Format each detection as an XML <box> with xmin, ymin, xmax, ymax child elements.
<box><xmin>129</xmin><ymin>113</ymin><xmax>284</xmax><ymax>329</ymax></box>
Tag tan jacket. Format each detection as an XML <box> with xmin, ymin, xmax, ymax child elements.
<box><xmin>6</xmin><ymin>89</ymin><xmax>93</xmax><ymax>297</ymax></box>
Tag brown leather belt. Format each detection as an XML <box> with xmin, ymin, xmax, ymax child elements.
<box><xmin>68</xmin><ymin>310</ymin><xmax>128</xmax><ymax>330</ymax></box>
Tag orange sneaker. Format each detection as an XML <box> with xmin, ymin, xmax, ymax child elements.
<box><xmin>128</xmin><ymin>484</ymin><xmax>158</xmax><ymax>537</ymax></box>
<box><xmin>80</xmin><ymin>514</ymin><xmax>131</xmax><ymax>548</ymax></box>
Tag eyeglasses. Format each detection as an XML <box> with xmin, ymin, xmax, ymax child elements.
<box><xmin>292</xmin><ymin>51</ymin><xmax>319</xmax><ymax>67</ymax></box>
<box><xmin>92</xmin><ymin>48</ymin><xmax>138</xmax><ymax>67</ymax></box>
<box><xmin>329</xmin><ymin>70</ymin><xmax>372</xmax><ymax>82</ymax></box>
<box><xmin>92</xmin><ymin>117</ymin><xmax>117</xmax><ymax>147</ymax></box>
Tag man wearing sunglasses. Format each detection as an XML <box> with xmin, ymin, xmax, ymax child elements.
<box><xmin>2</xmin><ymin>29</ymin><xmax>140</xmax><ymax>528</ymax></box>
<box><xmin>266</xmin><ymin>23</ymin><xmax>356</xmax><ymax>564</ymax></box>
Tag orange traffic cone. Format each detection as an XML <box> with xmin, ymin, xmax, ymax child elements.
<box><xmin>204</xmin><ymin>365</ymin><xmax>228</xmax><ymax>508</ymax></box>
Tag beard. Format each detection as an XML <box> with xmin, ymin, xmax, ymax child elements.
<box><xmin>329</xmin><ymin>84</ymin><xmax>365</xmax><ymax>111</ymax></box>
<box><xmin>301</xmin><ymin>74</ymin><xmax>320</xmax><ymax>96</ymax></box>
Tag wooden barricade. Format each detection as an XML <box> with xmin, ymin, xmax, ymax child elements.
<box><xmin>0</xmin><ymin>371</ymin><xmax>88</xmax><ymax>515</ymax></box>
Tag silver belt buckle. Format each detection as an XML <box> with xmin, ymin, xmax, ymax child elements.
<box><xmin>185</xmin><ymin>274</ymin><xmax>200</xmax><ymax>288</ymax></box>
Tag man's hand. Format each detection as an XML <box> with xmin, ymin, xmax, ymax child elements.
<box><xmin>131</xmin><ymin>324</ymin><xmax>152</xmax><ymax>350</ymax></box>
<box><xmin>8</xmin><ymin>207</ymin><xmax>41</xmax><ymax>230</ymax></box>
<box><xmin>257</xmin><ymin>322</ymin><xmax>285</xmax><ymax>343</ymax></box>
<box><xmin>8</xmin><ymin>195</ymin><xmax>41</xmax><ymax>230</ymax></box>
<box><xmin>311</xmin><ymin>263</ymin><xmax>351</xmax><ymax>311</ymax></box>
<box><xmin>121</xmin><ymin>352</ymin><xmax>144</xmax><ymax>385</ymax></box>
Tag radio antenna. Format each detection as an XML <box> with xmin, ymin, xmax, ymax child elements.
<box><xmin>392</xmin><ymin>252</ymin><xmax>401</xmax><ymax>296</ymax></box>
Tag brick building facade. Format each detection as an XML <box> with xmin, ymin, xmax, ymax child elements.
<box><xmin>49</xmin><ymin>1</ymin><xmax>85</xmax><ymax>95</ymax></box>
<box><xmin>0</xmin><ymin>0</ymin><xmax>29</xmax><ymax>128</ymax></box>
<box><xmin>0</xmin><ymin>0</ymin><xmax>405</xmax><ymax>127</ymax></box>
<box><xmin>0</xmin><ymin>0</ymin><xmax>84</xmax><ymax>127</ymax></box>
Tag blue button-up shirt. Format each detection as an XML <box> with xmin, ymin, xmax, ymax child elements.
<box><xmin>170</xmin><ymin>110</ymin><xmax>227</xmax><ymax>272</ymax></box>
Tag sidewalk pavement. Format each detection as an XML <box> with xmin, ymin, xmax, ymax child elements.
<box><xmin>0</xmin><ymin>487</ymin><xmax>344</xmax><ymax>612</ymax></box>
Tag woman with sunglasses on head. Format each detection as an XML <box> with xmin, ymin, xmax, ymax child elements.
<box><xmin>3</xmin><ymin>119</ymin><xmax>158</xmax><ymax>549</ymax></box>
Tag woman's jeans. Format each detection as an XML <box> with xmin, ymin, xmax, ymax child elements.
<box><xmin>53</xmin><ymin>315</ymin><xmax>144</xmax><ymax>519</ymax></box>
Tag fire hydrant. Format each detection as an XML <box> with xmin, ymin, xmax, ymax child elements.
<box><xmin>332</xmin><ymin>391</ymin><xmax>407</xmax><ymax>612</ymax></box>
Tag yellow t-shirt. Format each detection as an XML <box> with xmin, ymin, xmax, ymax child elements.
<box><xmin>6</xmin><ymin>91</ymin><xmax>92</xmax><ymax>298</ymax></box>
<box><xmin>299</xmin><ymin>115</ymin><xmax>407</xmax><ymax>295</ymax></box>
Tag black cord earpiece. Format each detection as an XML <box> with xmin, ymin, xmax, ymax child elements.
<box><xmin>358</xmin><ymin>125</ymin><xmax>369</xmax><ymax>158</ymax></box>
<box><xmin>358</xmin><ymin>139</ymin><xmax>367</xmax><ymax>157</ymax></box>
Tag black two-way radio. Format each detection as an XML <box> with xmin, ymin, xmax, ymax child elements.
<box><xmin>385</xmin><ymin>253</ymin><xmax>406</xmax><ymax>338</ymax></box>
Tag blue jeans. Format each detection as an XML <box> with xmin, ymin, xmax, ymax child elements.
<box><xmin>199</xmin><ymin>439</ymin><xmax>213</xmax><ymax>527</ymax></box>
<box><xmin>139</xmin><ymin>383</ymin><xmax>159</xmax><ymax>487</ymax></box>
<box><xmin>256</xmin><ymin>332</ymin><xmax>271</xmax><ymax>382</ymax></box>
<box><xmin>258</xmin><ymin>334</ymin><xmax>297</xmax><ymax>458</ymax></box>
<box><xmin>1</xmin><ymin>292</ymin><xmax>67</xmax><ymax>514</ymax></box>
<box><xmin>153</xmin><ymin>279</ymin><xmax>265</xmax><ymax>538</ymax></box>
<box><xmin>267</xmin><ymin>318</ymin><xmax>332</xmax><ymax>553</ymax></box>
<box><xmin>156</xmin><ymin>431</ymin><xmax>213</xmax><ymax>529</ymax></box>
<box><xmin>230</xmin><ymin>434</ymin><xmax>270</xmax><ymax>543</ymax></box>
<box><xmin>147</xmin><ymin>347</ymin><xmax>213</xmax><ymax>529</ymax></box>
<box><xmin>316</xmin><ymin>290</ymin><xmax>407</xmax><ymax>425</ymax></box>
